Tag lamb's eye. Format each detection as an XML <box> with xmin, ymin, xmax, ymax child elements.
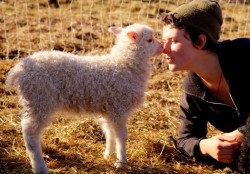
<box><xmin>147</xmin><ymin>39</ymin><xmax>153</xmax><ymax>43</ymax></box>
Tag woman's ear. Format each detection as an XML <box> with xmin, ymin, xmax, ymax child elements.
<box><xmin>197</xmin><ymin>34</ymin><xmax>207</xmax><ymax>49</ymax></box>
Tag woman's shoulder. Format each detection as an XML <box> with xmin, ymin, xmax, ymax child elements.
<box><xmin>218</xmin><ymin>38</ymin><xmax>249</xmax><ymax>75</ymax></box>
<box><xmin>219</xmin><ymin>38</ymin><xmax>250</xmax><ymax>50</ymax></box>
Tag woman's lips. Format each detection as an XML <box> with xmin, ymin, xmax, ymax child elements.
<box><xmin>165</xmin><ymin>56</ymin><xmax>173</xmax><ymax>63</ymax></box>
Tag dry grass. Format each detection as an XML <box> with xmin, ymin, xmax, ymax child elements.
<box><xmin>0</xmin><ymin>0</ymin><xmax>249</xmax><ymax>173</ymax></box>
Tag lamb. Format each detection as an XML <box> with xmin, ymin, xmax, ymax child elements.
<box><xmin>5</xmin><ymin>23</ymin><xmax>163</xmax><ymax>174</ymax></box>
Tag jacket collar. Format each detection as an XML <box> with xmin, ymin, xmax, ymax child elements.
<box><xmin>182</xmin><ymin>72</ymin><xmax>209</xmax><ymax>100</ymax></box>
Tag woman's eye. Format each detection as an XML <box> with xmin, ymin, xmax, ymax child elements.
<box><xmin>171</xmin><ymin>39</ymin><xmax>178</xmax><ymax>43</ymax></box>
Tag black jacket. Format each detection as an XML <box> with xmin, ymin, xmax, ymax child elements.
<box><xmin>176</xmin><ymin>38</ymin><xmax>250</xmax><ymax>162</ymax></box>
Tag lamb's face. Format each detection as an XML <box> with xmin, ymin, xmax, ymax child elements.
<box><xmin>108</xmin><ymin>23</ymin><xmax>163</xmax><ymax>57</ymax></box>
<box><xmin>138</xmin><ymin>27</ymin><xmax>163</xmax><ymax>57</ymax></box>
<box><xmin>124</xmin><ymin>24</ymin><xmax>163</xmax><ymax>57</ymax></box>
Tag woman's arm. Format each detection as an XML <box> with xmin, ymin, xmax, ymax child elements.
<box><xmin>177</xmin><ymin>93</ymin><xmax>208</xmax><ymax>158</ymax></box>
<box><xmin>177</xmin><ymin>93</ymin><xmax>242</xmax><ymax>163</ymax></box>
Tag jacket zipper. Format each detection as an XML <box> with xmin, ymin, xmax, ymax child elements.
<box><xmin>227</xmin><ymin>80</ymin><xmax>241</xmax><ymax>117</ymax></box>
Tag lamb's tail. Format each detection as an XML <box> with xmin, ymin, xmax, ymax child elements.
<box><xmin>5</xmin><ymin>61</ymin><xmax>23</xmax><ymax>91</ymax></box>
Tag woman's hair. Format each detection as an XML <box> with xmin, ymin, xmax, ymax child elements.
<box><xmin>161</xmin><ymin>13</ymin><xmax>219</xmax><ymax>52</ymax></box>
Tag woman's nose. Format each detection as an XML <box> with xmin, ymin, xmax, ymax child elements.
<box><xmin>162</xmin><ymin>42</ymin><xmax>171</xmax><ymax>54</ymax></box>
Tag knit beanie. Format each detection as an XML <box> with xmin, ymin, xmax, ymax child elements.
<box><xmin>169</xmin><ymin>0</ymin><xmax>223</xmax><ymax>44</ymax></box>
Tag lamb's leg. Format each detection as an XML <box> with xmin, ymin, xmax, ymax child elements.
<box><xmin>113</xmin><ymin>117</ymin><xmax>128</xmax><ymax>169</ymax></box>
<box><xmin>98</xmin><ymin>118</ymin><xmax>116</xmax><ymax>159</ymax></box>
<box><xmin>22</xmin><ymin>110</ymin><xmax>50</xmax><ymax>174</ymax></box>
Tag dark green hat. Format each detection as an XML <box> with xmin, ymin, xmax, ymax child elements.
<box><xmin>169</xmin><ymin>0</ymin><xmax>223</xmax><ymax>44</ymax></box>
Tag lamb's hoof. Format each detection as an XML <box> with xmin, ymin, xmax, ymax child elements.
<box><xmin>104</xmin><ymin>151</ymin><xmax>115</xmax><ymax>160</ymax></box>
<box><xmin>104</xmin><ymin>153</ymin><xmax>109</xmax><ymax>160</ymax></box>
<box><xmin>114</xmin><ymin>160</ymin><xmax>129</xmax><ymax>169</ymax></box>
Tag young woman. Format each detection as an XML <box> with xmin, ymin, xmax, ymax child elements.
<box><xmin>160</xmin><ymin>0</ymin><xmax>250</xmax><ymax>167</ymax></box>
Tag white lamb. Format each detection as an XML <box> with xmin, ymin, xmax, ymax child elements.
<box><xmin>5</xmin><ymin>23</ymin><xmax>163</xmax><ymax>174</ymax></box>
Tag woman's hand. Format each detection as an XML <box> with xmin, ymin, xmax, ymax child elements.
<box><xmin>223</xmin><ymin>129</ymin><xmax>244</xmax><ymax>143</ymax></box>
<box><xmin>199</xmin><ymin>133</ymin><xmax>241</xmax><ymax>163</ymax></box>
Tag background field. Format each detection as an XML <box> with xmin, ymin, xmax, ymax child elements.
<box><xmin>0</xmin><ymin>0</ymin><xmax>250</xmax><ymax>173</ymax></box>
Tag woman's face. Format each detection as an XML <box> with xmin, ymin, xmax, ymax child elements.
<box><xmin>162</xmin><ymin>25</ymin><xmax>198</xmax><ymax>72</ymax></box>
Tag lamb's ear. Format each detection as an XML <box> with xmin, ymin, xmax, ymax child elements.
<box><xmin>127</xmin><ymin>31</ymin><xmax>138</xmax><ymax>41</ymax></box>
<box><xmin>108</xmin><ymin>26</ymin><xmax>123</xmax><ymax>35</ymax></box>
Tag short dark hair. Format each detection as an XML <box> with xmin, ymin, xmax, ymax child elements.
<box><xmin>161</xmin><ymin>13</ymin><xmax>219</xmax><ymax>52</ymax></box>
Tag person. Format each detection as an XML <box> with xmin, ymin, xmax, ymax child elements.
<box><xmin>160</xmin><ymin>0</ymin><xmax>250</xmax><ymax>168</ymax></box>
